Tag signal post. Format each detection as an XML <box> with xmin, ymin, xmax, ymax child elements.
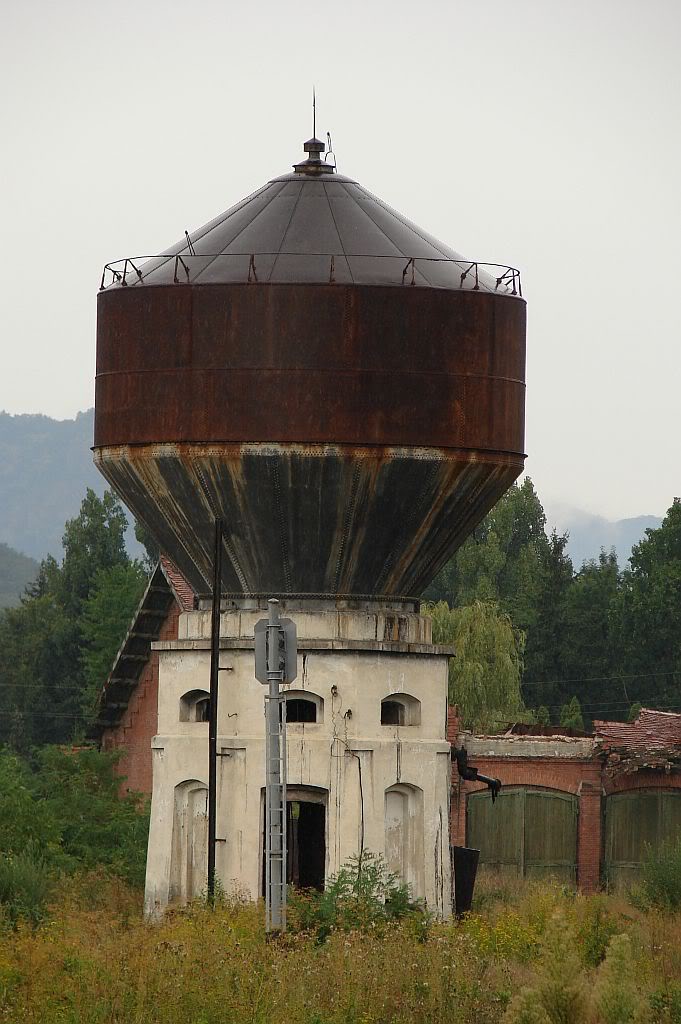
<box><xmin>255</xmin><ymin>599</ymin><xmax>297</xmax><ymax>932</ymax></box>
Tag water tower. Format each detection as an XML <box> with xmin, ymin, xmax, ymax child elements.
<box><xmin>94</xmin><ymin>136</ymin><xmax>525</xmax><ymax>916</ymax></box>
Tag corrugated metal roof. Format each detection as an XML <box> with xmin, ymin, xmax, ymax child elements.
<box><xmin>92</xmin><ymin>558</ymin><xmax>195</xmax><ymax>737</ymax></box>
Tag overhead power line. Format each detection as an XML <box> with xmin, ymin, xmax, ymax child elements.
<box><xmin>520</xmin><ymin>668</ymin><xmax>681</xmax><ymax>688</ymax></box>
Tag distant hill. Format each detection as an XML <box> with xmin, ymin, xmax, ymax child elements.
<box><xmin>0</xmin><ymin>409</ymin><xmax>146</xmax><ymax>564</ymax></box>
<box><xmin>0</xmin><ymin>409</ymin><xmax>105</xmax><ymax>560</ymax></box>
<box><xmin>0</xmin><ymin>408</ymin><xmax>666</xmax><ymax>574</ymax></box>
<box><xmin>547</xmin><ymin>506</ymin><xmax>664</xmax><ymax>569</ymax></box>
<box><xmin>0</xmin><ymin>542</ymin><xmax>39</xmax><ymax>609</ymax></box>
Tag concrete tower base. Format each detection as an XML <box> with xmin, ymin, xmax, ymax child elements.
<box><xmin>143</xmin><ymin>599</ymin><xmax>453</xmax><ymax>920</ymax></box>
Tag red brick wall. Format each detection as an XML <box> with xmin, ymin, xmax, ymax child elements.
<box><xmin>604</xmin><ymin>769</ymin><xmax>681</xmax><ymax>795</ymax></box>
<box><xmin>577</xmin><ymin>779</ymin><xmax>602</xmax><ymax>893</ymax></box>
<box><xmin>451</xmin><ymin>755</ymin><xmax>602</xmax><ymax>893</ymax></box>
<box><xmin>101</xmin><ymin>604</ymin><xmax>180</xmax><ymax>796</ymax></box>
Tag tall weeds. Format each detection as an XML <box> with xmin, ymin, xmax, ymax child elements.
<box><xmin>0</xmin><ymin>853</ymin><xmax>53</xmax><ymax>927</ymax></box>
<box><xmin>642</xmin><ymin>838</ymin><xmax>681</xmax><ymax>911</ymax></box>
<box><xmin>0</xmin><ymin>874</ymin><xmax>678</xmax><ymax>1023</ymax></box>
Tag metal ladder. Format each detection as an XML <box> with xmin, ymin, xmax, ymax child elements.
<box><xmin>265</xmin><ymin>687</ymin><xmax>287</xmax><ymax>931</ymax></box>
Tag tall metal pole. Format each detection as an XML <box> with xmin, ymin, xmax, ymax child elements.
<box><xmin>265</xmin><ymin>598</ymin><xmax>287</xmax><ymax>932</ymax></box>
<box><xmin>207</xmin><ymin>517</ymin><xmax>223</xmax><ymax>906</ymax></box>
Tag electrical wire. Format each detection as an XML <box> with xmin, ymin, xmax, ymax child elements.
<box><xmin>519</xmin><ymin>668</ymin><xmax>681</xmax><ymax>689</ymax></box>
<box><xmin>0</xmin><ymin>710</ymin><xmax>93</xmax><ymax>719</ymax></box>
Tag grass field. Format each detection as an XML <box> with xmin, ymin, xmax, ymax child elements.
<box><xmin>0</xmin><ymin>872</ymin><xmax>680</xmax><ymax>1024</ymax></box>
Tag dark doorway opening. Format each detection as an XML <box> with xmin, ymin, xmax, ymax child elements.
<box><xmin>261</xmin><ymin>793</ymin><xmax>327</xmax><ymax>896</ymax></box>
<box><xmin>287</xmin><ymin>801</ymin><xmax>325</xmax><ymax>890</ymax></box>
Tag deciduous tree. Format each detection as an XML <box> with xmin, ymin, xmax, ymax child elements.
<box><xmin>429</xmin><ymin>600</ymin><xmax>526</xmax><ymax>732</ymax></box>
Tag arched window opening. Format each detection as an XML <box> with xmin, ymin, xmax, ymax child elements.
<box><xmin>286</xmin><ymin>698</ymin><xmax>317</xmax><ymax>723</ymax></box>
<box><xmin>180</xmin><ymin>689</ymin><xmax>211</xmax><ymax>723</ymax></box>
<box><xmin>195</xmin><ymin>698</ymin><xmax>210</xmax><ymax>722</ymax></box>
<box><xmin>381</xmin><ymin>693</ymin><xmax>421</xmax><ymax>727</ymax></box>
<box><xmin>280</xmin><ymin>690</ymin><xmax>324</xmax><ymax>724</ymax></box>
<box><xmin>381</xmin><ymin>701</ymin><xmax>404</xmax><ymax>726</ymax></box>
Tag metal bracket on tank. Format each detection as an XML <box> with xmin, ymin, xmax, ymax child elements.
<box><xmin>173</xmin><ymin>255</ymin><xmax>190</xmax><ymax>285</ymax></box>
<box><xmin>401</xmin><ymin>258</ymin><xmax>416</xmax><ymax>286</ymax></box>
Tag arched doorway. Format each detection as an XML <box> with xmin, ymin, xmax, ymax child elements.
<box><xmin>169</xmin><ymin>780</ymin><xmax>208</xmax><ymax>903</ymax></box>
<box><xmin>604</xmin><ymin>788</ymin><xmax>681</xmax><ymax>888</ymax></box>
<box><xmin>467</xmin><ymin>787</ymin><xmax>578</xmax><ymax>882</ymax></box>
<box><xmin>384</xmin><ymin>783</ymin><xmax>425</xmax><ymax>898</ymax></box>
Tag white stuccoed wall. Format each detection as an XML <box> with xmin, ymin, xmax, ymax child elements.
<box><xmin>144</xmin><ymin>604</ymin><xmax>453</xmax><ymax>919</ymax></box>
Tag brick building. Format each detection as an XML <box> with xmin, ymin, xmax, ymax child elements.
<box><xmin>450</xmin><ymin>709</ymin><xmax>681</xmax><ymax>892</ymax></box>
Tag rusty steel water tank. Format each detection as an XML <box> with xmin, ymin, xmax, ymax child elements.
<box><xmin>94</xmin><ymin>137</ymin><xmax>526</xmax><ymax>598</ymax></box>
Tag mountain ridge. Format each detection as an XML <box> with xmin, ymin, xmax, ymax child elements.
<box><xmin>546</xmin><ymin>505</ymin><xmax>664</xmax><ymax>569</ymax></box>
<box><xmin>0</xmin><ymin>542</ymin><xmax>39</xmax><ymax>609</ymax></box>
<box><xmin>0</xmin><ymin>408</ymin><xmax>105</xmax><ymax>560</ymax></box>
<box><xmin>0</xmin><ymin>409</ymin><xmax>667</xmax><ymax>577</ymax></box>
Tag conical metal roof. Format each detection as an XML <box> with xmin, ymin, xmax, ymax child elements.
<box><xmin>114</xmin><ymin>141</ymin><xmax>512</xmax><ymax>293</ymax></box>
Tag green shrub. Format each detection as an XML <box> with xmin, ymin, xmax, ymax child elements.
<box><xmin>0</xmin><ymin>852</ymin><xmax>53</xmax><ymax>927</ymax></box>
<box><xmin>0</xmin><ymin>750</ymin><xmax>62</xmax><ymax>861</ymax></box>
<box><xmin>641</xmin><ymin>837</ymin><xmax>681</xmax><ymax>911</ymax></box>
<box><xmin>504</xmin><ymin>990</ymin><xmax>551</xmax><ymax>1024</ymax></box>
<box><xmin>649</xmin><ymin>983</ymin><xmax>681</xmax><ymax>1024</ymax></box>
<box><xmin>0</xmin><ymin>879</ymin><xmax>677</xmax><ymax>1024</ymax></box>
<box><xmin>471</xmin><ymin>870</ymin><xmax>527</xmax><ymax>911</ymax></box>
<box><xmin>28</xmin><ymin>746</ymin><xmax>150</xmax><ymax>887</ymax></box>
<box><xmin>0</xmin><ymin>744</ymin><xmax>150</xmax><ymax>903</ymax></box>
<box><xmin>288</xmin><ymin>851</ymin><xmax>424</xmax><ymax>941</ymax></box>
<box><xmin>464</xmin><ymin>909</ymin><xmax>540</xmax><ymax>963</ymax></box>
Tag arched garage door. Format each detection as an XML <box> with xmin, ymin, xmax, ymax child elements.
<box><xmin>604</xmin><ymin>789</ymin><xmax>681</xmax><ymax>888</ymax></box>
<box><xmin>467</xmin><ymin>787</ymin><xmax>578</xmax><ymax>882</ymax></box>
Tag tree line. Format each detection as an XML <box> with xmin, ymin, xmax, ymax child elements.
<box><xmin>0</xmin><ymin>480</ymin><xmax>680</xmax><ymax>745</ymax></box>
<box><xmin>0</xmin><ymin>489</ymin><xmax>154</xmax><ymax>749</ymax></box>
<box><xmin>425</xmin><ymin>479</ymin><xmax>681</xmax><ymax>732</ymax></box>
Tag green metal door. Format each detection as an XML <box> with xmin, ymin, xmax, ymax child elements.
<box><xmin>604</xmin><ymin>789</ymin><xmax>681</xmax><ymax>888</ymax></box>
<box><xmin>467</xmin><ymin>787</ymin><xmax>578</xmax><ymax>882</ymax></box>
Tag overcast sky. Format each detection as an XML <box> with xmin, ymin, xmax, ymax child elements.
<box><xmin>1</xmin><ymin>0</ymin><xmax>679</xmax><ymax>522</ymax></box>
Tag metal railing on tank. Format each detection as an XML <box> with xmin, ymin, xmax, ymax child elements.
<box><xmin>99</xmin><ymin>253</ymin><xmax>522</xmax><ymax>296</ymax></box>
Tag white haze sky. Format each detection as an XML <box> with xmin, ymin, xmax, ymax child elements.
<box><xmin>1</xmin><ymin>0</ymin><xmax>679</xmax><ymax>522</ymax></box>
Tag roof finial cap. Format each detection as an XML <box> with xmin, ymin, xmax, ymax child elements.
<box><xmin>294</xmin><ymin>136</ymin><xmax>334</xmax><ymax>176</ymax></box>
<box><xmin>304</xmin><ymin>137</ymin><xmax>325</xmax><ymax>156</ymax></box>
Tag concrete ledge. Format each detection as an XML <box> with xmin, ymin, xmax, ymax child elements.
<box><xmin>464</xmin><ymin>735</ymin><xmax>596</xmax><ymax>758</ymax></box>
<box><xmin>150</xmin><ymin>734</ymin><xmax>453</xmax><ymax>753</ymax></box>
<box><xmin>151</xmin><ymin>638</ymin><xmax>456</xmax><ymax>656</ymax></box>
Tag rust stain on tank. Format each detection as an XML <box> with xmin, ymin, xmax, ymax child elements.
<box><xmin>95</xmin><ymin>285</ymin><xmax>525</xmax><ymax>454</ymax></box>
<box><xmin>95</xmin><ymin>440</ymin><xmax>525</xmax><ymax>598</ymax></box>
